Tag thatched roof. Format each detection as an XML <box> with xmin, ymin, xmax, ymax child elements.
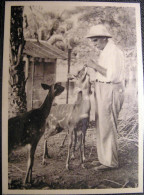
<box><xmin>23</xmin><ymin>39</ymin><xmax>68</xmax><ymax>60</ymax></box>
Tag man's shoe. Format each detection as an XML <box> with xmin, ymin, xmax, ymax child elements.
<box><xmin>91</xmin><ymin>161</ymin><xmax>101</xmax><ymax>166</ymax></box>
<box><xmin>93</xmin><ymin>164</ymin><xmax>111</xmax><ymax>171</ymax></box>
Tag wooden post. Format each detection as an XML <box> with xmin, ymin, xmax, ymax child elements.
<box><xmin>23</xmin><ymin>56</ymin><xmax>29</xmax><ymax>92</ymax></box>
<box><xmin>66</xmin><ymin>48</ymin><xmax>72</xmax><ymax>104</ymax></box>
<box><xmin>31</xmin><ymin>58</ymin><xmax>34</xmax><ymax>109</ymax></box>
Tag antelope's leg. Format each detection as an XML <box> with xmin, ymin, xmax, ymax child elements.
<box><xmin>42</xmin><ymin>140</ymin><xmax>50</xmax><ymax>165</ymax></box>
<box><xmin>71</xmin><ymin>129</ymin><xmax>77</xmax><ymax>159</ymax></box>
<box><xmin>78</xmin><ymin>133</ymin><xmax>83</xmax><ymax>165</ymax></box>
<box><xmin>82</xmin><ymin>118</ymin><xmax>88</xmax><ymax>162</ymax></box>
<box><xmin>60</xmin><ymin>133</ymin><xmax>67</xmax><ymax>148</ymax></box>
<box><xmin>66</xmin><ymin>129</ymin><xmax>73</xmax><ymax>170</ymax></box>
<box><xmin>82</xmin><ymin>132</ymin><xmax>86</xmax><ymax>163</ymax></box>
<box><xmin>25</xmin><ymin>142</ymin><xmax>37</xmax><ymax>184</ymax></box>
<box><xmin>78</xmin><ymin>133</ymin><xmax>85</xmax><ymax>169</ymax></box>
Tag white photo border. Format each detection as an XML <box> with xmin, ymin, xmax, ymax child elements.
<box><xmin>2</xmin><ymin>1</ymin><xmax>144</xmax><ymax>194</ymax></box>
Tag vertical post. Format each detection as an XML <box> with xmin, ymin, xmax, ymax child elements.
<box><xmin>66</xmin><ymin>48</ymin><xmax>72</xmax><ymax>104</ymax></box>
<box><xmin>23</xmin><ymin>56</ymin><xmax>29</xmax><ymax>110</ymax></box>
<box><xmin>31</xmin><ymin>58</ymin><xmax>34</xmax><ymax>109</ymax></box>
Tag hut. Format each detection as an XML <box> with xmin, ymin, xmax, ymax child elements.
<box><xmin>23</xmin><ymin>39</ymin><xmax>67</xmax><ymax>110</ymax></box>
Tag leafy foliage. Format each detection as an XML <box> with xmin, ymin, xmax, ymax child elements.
<box><xmin>9</xmin><ymin>6</ymin><xmax>27</xmax><ymax>117</ymax></box>
<box><xmin>23</xmin><ymin>5</ymin><xmax>137</xmax><ymax>82</ymax></box>
<box><xmin>24</xmin><ymin>5</ymin><xmax>136</xmax><ymax>47</ymax></box>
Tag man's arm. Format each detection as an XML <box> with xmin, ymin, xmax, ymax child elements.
<box><xmin>86</xmin><ymin>63</ymin><xmax>107</xmax><ymax>77</ymax></box>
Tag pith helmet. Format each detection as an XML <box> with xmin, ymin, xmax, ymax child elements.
<box><xmin>86</xmin><ymin>24</ymin><xmax>112</xmax><ymax>38</ymax></box>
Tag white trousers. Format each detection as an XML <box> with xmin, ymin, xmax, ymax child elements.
<box><xmin>94</xmin><ymin>82</ymin><xmax>124</xmax><ymax>167</ymax></box>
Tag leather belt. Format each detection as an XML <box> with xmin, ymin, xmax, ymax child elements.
<box><xmin>96</xmin><ymin>79</ymin><xmax>111</xmax><ymax>84</ymax></box>
<box><xmin>96</xmin><ymin>80</ymin><xmax>122</xmax><ymax>85</ymax></box>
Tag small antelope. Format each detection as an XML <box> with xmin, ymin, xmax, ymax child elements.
<box><xmin>43</xmin><ymin>66</ymin><xmax>92</xmax><ymax>169</ymax></box>
<box><xmin>66</xmin><ymin>66</ymin><xmax>92</xmax><ymax>170</ymax></box>
<box><xmin>42</xmin><ymin>104</ymin><xmax>74</xmax><ymax>164</ymax></box>
<box><xmin>8</xmin><ymin>82</ymin><xmax>64</xmax><ymax>184</ymax></box>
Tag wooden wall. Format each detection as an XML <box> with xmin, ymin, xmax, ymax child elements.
<box><xmin>26</xmin><ymin>57</ymin><xmax>56</xmax><ymax>110</ymax></box>
<box><xmin>25</xmin><ymin>57</ymin><xmax>95</xmax><ymax>120</ymax></box>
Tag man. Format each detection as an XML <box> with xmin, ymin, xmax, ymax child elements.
<box><xmin>86</xmin><ymin>24</ymin><xmax>124</xmax><ymax>171</ymax></box>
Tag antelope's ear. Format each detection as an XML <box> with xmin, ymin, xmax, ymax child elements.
<box><xmin>41</xmin><ymin>83</ymin><xmax>51</xmax><ymax>90</ymax></box>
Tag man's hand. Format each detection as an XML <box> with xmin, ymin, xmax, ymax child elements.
<box><xmin>85</xmin><ymin>63</ymin><xmax>96</xmax><ymax>70</ymax></box>
<box><xmin>67</xmin><ymin>73</ymin><xmax>75</xmax><ymax>80</ymax></box>
<box><xmin>86</xmin><ymin>61</ymin><xmax>107</xmax><ymax>76</ymax></box>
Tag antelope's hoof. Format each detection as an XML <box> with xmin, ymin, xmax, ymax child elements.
<box><xmin>81</xmin><ymin>163</ymin><xmax>85</xmax><ymax>169</ymax></box>
<box><xmin>24</xmin><ymin>179</ymin><xmax>32</xmax><ymax>186</ymax></box>
<box><xmin>66</xmin><ymin>164</ymin><xmax>70</xmax><ymax>170</ymax></box>
<box><xmin>41</xmin><ymin>159</ymin><xmax>47</xmax><ymax>166</ymax></box>
<box><xmin>71</xmin><ymin>154</ymin><xmax>75</xmax><ymax>160</ymax></box>
<box><xmin>24</xmin><ymin>182</ymin><xmax>32</xmax><ymax>188</ymax></box>
<box><xmin>60</xmin><ymin>144</ymin><xmax>64</xmax><ymax>148</ymax></box>
<box><xmin>44</xmin><ymin>154</ymin><xmax>51</xmax><ymax>159</ymax></box>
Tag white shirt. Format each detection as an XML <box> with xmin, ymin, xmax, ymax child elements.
<box><xmin>96</xmin><ymin>39</ymin><xmax>124</xmax><ymax>83</ymax></box>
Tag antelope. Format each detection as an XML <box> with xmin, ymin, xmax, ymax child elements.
<box><xmin>8</xmin><ymin>82</ymin><xmax>64</xmax><ymax>184</ymax></box>
<box><xmin>42</xmin><ymin>104</ymin><xmax>74</xmax><ymax>164</ymax></box>
<box><xmin>43</xmin><ymin>66</ymin><xmax>92</xmax><ymax>169</ymax></box>
<box><xmin>66</xmin><ymin>66</ymin><xmax>92</xmax><ymax>170</ymax></box>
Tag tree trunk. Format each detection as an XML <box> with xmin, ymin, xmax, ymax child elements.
<box><xmin>9</xmin><ymin>6</ymin><xmax>27</xmax><ymax>118</ymax></box>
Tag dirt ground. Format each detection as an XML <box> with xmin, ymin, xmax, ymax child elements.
<box><xmin>8</xmin><ymin>128</ymin><xmax>138</xmax><ymax>190</ymax></box>
<box><xmin>8</xmin><ymin>88</ymin><xmax>138</xmax><ymax>190</ymax></box>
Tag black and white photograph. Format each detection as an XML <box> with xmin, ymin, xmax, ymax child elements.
<box><xmin>2</xmin><ymin>1</ymin><xmax>143</xmax><ymax>194</ymax></box>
